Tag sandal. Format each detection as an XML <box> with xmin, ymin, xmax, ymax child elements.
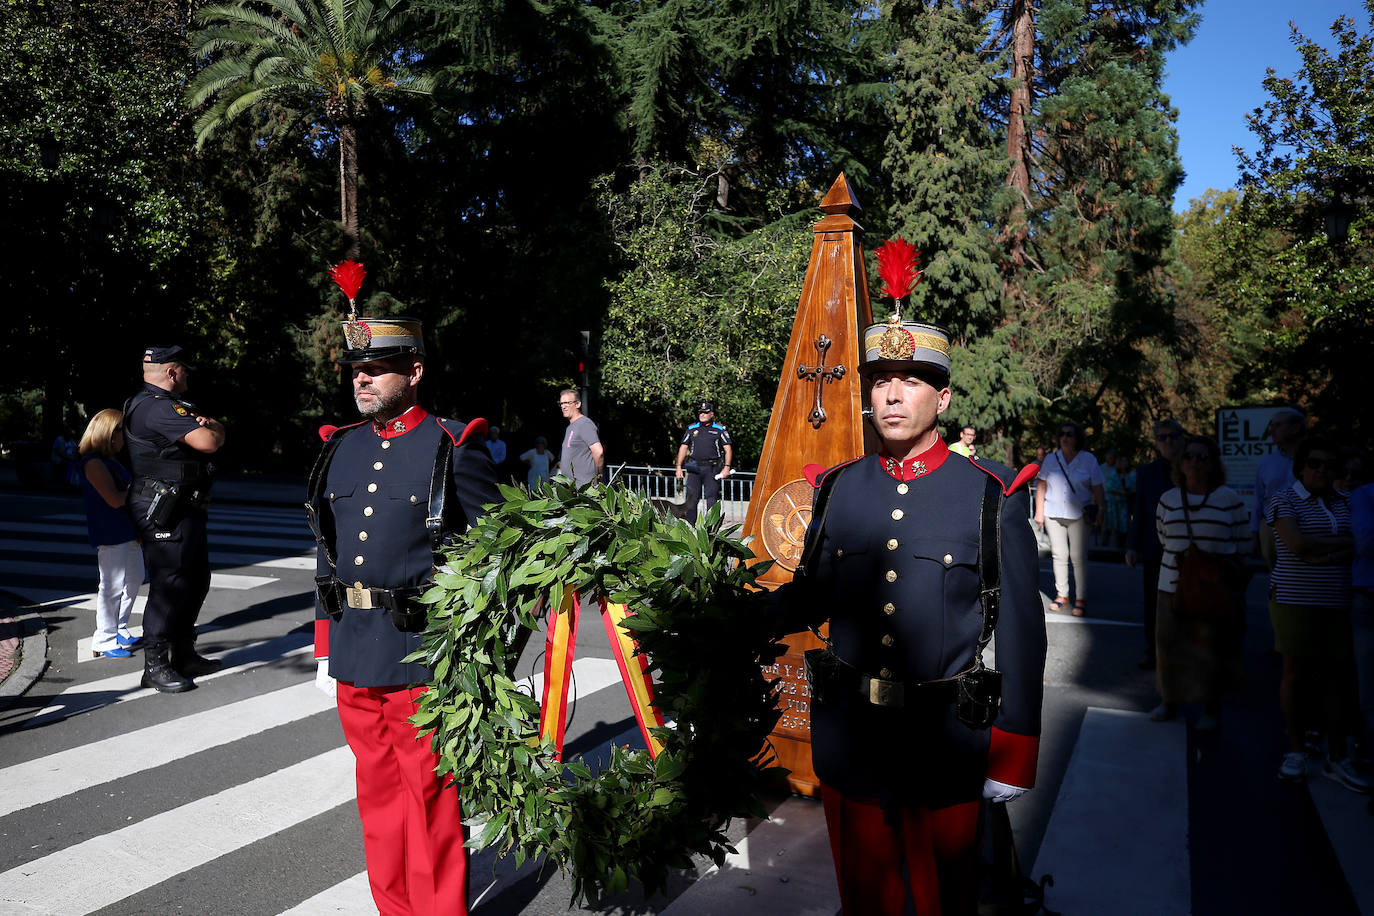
<box><xmin>1072</xmin><ymin>601</ymin><xmax>1087</xmax><ymax>617</ymax></box>
<box><xmin>1048</xmin><ymin>596</ymin><xmax>1071</xmax><ymax>612</ymax></box>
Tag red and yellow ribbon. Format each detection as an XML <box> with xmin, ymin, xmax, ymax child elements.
<box><xmin>539</xmin><ymin>590</ymin><xmax>665</xmax><ymax>760</ymax></box>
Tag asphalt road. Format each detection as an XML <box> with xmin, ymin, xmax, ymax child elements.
<box><xmin>1</xmin><ymin>482</ymin><xmax>1369</xmax><ymax>915</ymax></box>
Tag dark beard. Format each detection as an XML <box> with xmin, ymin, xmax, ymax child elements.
<box><xmin>355</xmin><ymin>385</ymin><xmax>410</xmax><ymax>421</ymax></box>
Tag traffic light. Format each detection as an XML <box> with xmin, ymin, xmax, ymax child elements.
<box><xmin>578</xmin><ymin>331</ymin><xmax>591</xmax><ymax>413</ymax></box>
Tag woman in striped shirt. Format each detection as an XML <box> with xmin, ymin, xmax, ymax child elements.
<box><xmin>1267</xmin><ymin>437</ymin><xmax>1367</xmax><ymax>792</ymax></box>
<box><xmin>1149</xmin><ymin>436</ymin><xmax>1249</xmax><ymax>731</ymax></box>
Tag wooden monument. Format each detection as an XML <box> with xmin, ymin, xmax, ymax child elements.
<box><xmin>741</xmin><ymin>173</ymin><xmax>874</xmax><ymax>796</ymax></box>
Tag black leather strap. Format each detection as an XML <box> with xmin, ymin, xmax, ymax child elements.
<box><xmin>427</xmin><ymin>433</ymin><xmax>455</xmax><ymax>564</ymax></box>
<box><xmin>975</xmin><ymin>472</ymin><xmax>1003</xmax><ymax>665</ymax></box>
<box><xmin>305</xmin><ymin>432</ymin><xmax>345</xmax><ymax>572</ymax></box>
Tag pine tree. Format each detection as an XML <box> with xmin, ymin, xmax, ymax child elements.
<box><xmin>1005</xmin><ymin>0</ymin><xmax>1200</xmax><ymax>440</ymax></box>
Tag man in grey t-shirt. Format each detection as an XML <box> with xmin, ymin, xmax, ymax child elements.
<box><xmin>557</xmin><ymin>388</ymin><xmax>604</xmax><ymax>486</ymax></box>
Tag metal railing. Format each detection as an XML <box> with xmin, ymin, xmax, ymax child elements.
<box><xmin>613</xmin><ymin>465</ymin><xmax>756</xmax><ymax>524</ymax></box>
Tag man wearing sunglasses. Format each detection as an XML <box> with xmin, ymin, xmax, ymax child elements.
<box><xmin>1126</xmin><ymin>418</ymin><xmax>1185</xmax><ymax>669</ymax></box>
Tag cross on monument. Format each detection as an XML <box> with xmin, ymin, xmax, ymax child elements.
<box><xmin>796</xmin><ymin>334</ymin><xmax>846</xmax><ymax>429</ymax></box>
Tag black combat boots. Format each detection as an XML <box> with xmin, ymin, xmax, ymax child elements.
<box><xmin>142</xmin><ymin>641</ymin><xmax>194</xmax><ymax>693</ymax></box>
<box><xmin>171</xmin><ymin>641</ymin><xmax>224</xmax><ymax>678</ymax></box>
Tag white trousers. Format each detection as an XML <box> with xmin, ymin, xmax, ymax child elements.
<box><xmin>1047</xmin><ymin>516</ymin><xmax>1089</xmax><ymax>601</ymax></box>
<box><xmin>93</xmin><ymin>541</ymin><xmax>144</xmax><ymax>651</ymax></box>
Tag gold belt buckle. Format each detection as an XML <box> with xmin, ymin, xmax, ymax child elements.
<box><xmin>868</xmin><ymin>678</ymin><xmax>904</xmax><ymax>707</ymax></box>
<box><xmin>346</xmin><ymin>586</ymin><xmax>373</xmax><ymax>609</ymax></box>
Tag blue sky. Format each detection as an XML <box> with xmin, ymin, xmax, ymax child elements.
<box><xmin>1163</xmin><ymin>0</ymin><xmax>1362</xmax><ymax>211</ymax></box>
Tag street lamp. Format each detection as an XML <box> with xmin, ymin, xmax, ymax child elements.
<box><xmin>37</xmin><ymin>136</ymin><xmax>61</xmax><ymax>170</ymax></box>
<box><xmin>1323</xmin><ymin>192</ymin><xmax>1353</xmax><ymax>245</ymax></box>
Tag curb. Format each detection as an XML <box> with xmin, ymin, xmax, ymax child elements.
<box><xmin>0</xmin><ymin>605</ymin><xmax>48</xmax><ymax>709</ymax></box>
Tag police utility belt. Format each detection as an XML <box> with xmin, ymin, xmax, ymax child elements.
<box><xmin>306</xmin><ymin>423</ymin><xmax>461</xmax><ymax>635</ymax></box>
<box><xmin>800</xmin><ymin>472</ymin><xmax>1008</xmax><ymax>730</ymax></box>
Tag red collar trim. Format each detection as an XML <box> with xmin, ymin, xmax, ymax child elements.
<box><xmin>879</xmin><ymin>437</ymin><xmax>950</xmax><ymax>481</ymax></box>
<box><xmin>373</xmin><ymin>404</ymin><xmax>427</xmax><ymax>438</ymax></box>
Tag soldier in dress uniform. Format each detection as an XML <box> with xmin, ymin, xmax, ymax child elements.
<box><xmin>307</xmin><ymin>316</ymin><xmax>500</xmax><ymax>916</ymax></box>
<box><xmin>674</xmin><ymin>399</ymin><xmax>733</xmax><ymax>523</ymax></box>
<box><xmin>124</xmin><ymin>345</ymin><xmax>227</xmax><ymax>693</ymax></box>
<box><xmin>777</xmin><ymin>317</ymin><xmax>1045</xmax><ymax>916</ymax></box>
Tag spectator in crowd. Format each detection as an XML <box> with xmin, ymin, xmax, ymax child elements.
<box><xmin>519</xmin><ymin>436</ymin><xmax>554</xmax><ymax>490</ymax></box>
<box><xmin>51</xmin><ymin>429</ymin><xmax>79</xmax><ymax>486</ymax></box>
<box><xmin>949</xmin><ymin>425</ymin><xmax>976</xmax><ymax>457</ymax></box>
<box><xmin>77</xmin><ymin>409</ymin><xmax>144</xmax><ymax>660</ymax></box>
<box><xmin>1253</xmin><ymin>406</ymin><xmax>1306</xmax><ymax>562</ymax></box>
<box><xmin>1035</xmin><ymin>421</ymin><xmax>1106</xmax><ymax>616</ymax></box>
<box><xmin>1101</xmin><ymin>449</ymin><xmax>1131</xmax><ymax>549</ymax></box>
<box><xmin>1351</xmin><ymin>480</ymin><xmax>1374</xmax><ymax>791</ymax></box>
<box><xmin>1148</xmin><ymin>435</ymin><xmax>1249</xmax><ymax>731</ymax></box>
<box><xmin>1268</xmin><ymin>437</ymin><xmax>1368</xmax><ymax>792</ymax></box>
<box><xmin>486</xmin><ymin>424</ymin><xmax>507</xmax><ymax>467</ymax></box>
<box><xmin>1336</xmin><ymin>448</ymin><xmax>1366</xmax><ymax>495</ymax></box>
<box><xmin>556</xmin><ymin>389</ymin><xmax>603</xmax><ymax>486</ymax></box>
<box><xmin>1127</xmin><ymin>420</ymin><xmax>1184</xmax><ymax>669</ymax></box>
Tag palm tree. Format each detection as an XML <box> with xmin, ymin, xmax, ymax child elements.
<box><xmin>186</xmin><ymin>0</ymin><xmax>431</xmax><ymax>258</ymax></box>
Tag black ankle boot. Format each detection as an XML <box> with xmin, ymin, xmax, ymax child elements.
<box><xmin>142</xmin><ymin>642</ymin><xmax>194</xmax><ymax>693</ymax></box>
<box><xmin>171</xmin><ymin>642</ymin><xmax>223</xmax><ymax>678</ymax></box>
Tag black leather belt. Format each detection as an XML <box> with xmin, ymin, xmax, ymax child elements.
<box><xmin>341</xmin><ymin>583</ymin><xmax>423</xmax><ymax>611</ymax></box>
<box><xmin>853</xmin><ymin>672</ymin><xmax>960</xmax><ymax>708</ymax></box>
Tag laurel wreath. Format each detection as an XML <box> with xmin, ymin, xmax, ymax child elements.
<box><xmin>408</xmin><ymin>478</ymin><xmax>787</xmax><ymax>903</ymax></box>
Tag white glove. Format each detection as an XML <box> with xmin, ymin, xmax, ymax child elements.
<box><xmin>982</xmin><ymin>778</ymin><xmax>1028</xmax><ymax>803</ymax></box>
<box><xmin>315</xmin><ymin>658</ymin><xmax>336</xmax><ymax>698</ymax></box>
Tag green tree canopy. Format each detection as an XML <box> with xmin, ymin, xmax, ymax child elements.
<box><xmin>1232</xmin><ymin>1</ymin><xmax>1374</xmax><ymax>437</ymax></box>
<box><xmin>187</xmin><ymin>0</ymin><xmax>434</xmax><ymax>258</ymax></box>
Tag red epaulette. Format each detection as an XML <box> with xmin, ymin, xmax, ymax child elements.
<box><xmin>436</xmin><ymin>416</ymin><xmax>488</xmax><ymax>447</ymax></box>
<box><xmin>317</xmin><ymin>419</ymin><xmax>367</xmax><ymax>442</ymax></box>
<box><xmin>804</xmin><ymin>456</ymin><xmax>864</xmax><ymax>488</ymax></box>
<box><xmin>968</xmin><ymin>457</ymin><xmax>1039</xmax><ymax>497</ymax></box>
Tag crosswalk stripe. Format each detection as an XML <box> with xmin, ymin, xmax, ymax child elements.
<box><xmin>0</xmin><ymin>747</ymin><xmax>357</xmax><ymax>915</ymax></box>
<box><xmin>0</xmin><ymin>681</ymin><xmax>334</xmax><ymax>818</ymax></box>
<box><xmin>0</xmin><ymin>537</ymin><xmax>308</xmax><ymax>558</ymax></box>
<box><xmin>0</xmin><ymin>560</ymin><xmax>278</xmax><ymax>589</ymax></box>
<box><xmin>277</xmin><ymin>871</ymin><xmax>372</xmax><ymax>915</ymax></box>
<box><xmin>24</xmin><ymin>635</ymin><xmax>315</xmax><ymax>727</ymax></box>
<box><xmin>256</xmin><ymin>555</ymin><xmax>318</xmax><ymax>570</ymax></box>
<box><xmin>513</xmin><ymin>656</ymin><xmax>622</xmax><ymax>703</ymax></box>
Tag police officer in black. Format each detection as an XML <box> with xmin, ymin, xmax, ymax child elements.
<box><xmin>124</xmin><ymin>345</ymin><xmax>226</xmax><ymax>693</ymax></box>
<box><xmin>674</xmin><ymin>399</ymin><xmax>733</xmax><ymax>523</ymax></box>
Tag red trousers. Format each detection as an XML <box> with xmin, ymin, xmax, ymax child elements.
<box><xmin>821</xmin><ymin>784</ymin><xmax>981</xmax><ymax>916</ymax></box>
<box><xmin>336</xmin><ymin>682</ymin><xmax>469</xmax><ymax>916</ymax></box>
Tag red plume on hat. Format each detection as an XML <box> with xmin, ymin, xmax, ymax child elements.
<box><xmin>329</xmin><ymin>260</ymin><xmax>366</xmax><ymax>321</ymax></box>
<box><xmin>874</xmin><ymin>238</ymin><xmax>922</xmax><ymax>316</ymax></box>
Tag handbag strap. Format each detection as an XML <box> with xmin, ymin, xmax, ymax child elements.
<box><xmin>1054</xmin><ymin>450</ymin><xmax>1090</xmax><ymax>504</ymax></box>
<box><xmin>1179</xmin><ymin>489</ymin><xmax>1213</xmax><ymax>549</ymax></box>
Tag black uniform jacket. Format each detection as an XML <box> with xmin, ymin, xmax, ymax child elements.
<box><xmin>313</xmin><ymin>404</ymin><xmax>500</xmax><ymax>687</ymax></box>
<box><xmin>778</xmin><ymin>437</ymin><xmax>1046</xmax><ymax>810</ymax></box>
<box><xmin>124</xmin><ymin>383</ymin><xmax>211</xmax><ymax>483</ymax></box>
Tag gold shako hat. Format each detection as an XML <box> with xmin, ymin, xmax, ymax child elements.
<box><xmin>860</xmin><ymin>236</ymin><xmax>949</xmax><ymax>378</ymax></box>
<box><xmin>337</xmin><ymin>316</ymin><xmax>425</xmax><ymax>365</ymax></box>
<box><xmin>327</xmin><ymin>259</ymin><xmax>426</xmax><ymax>364</ymax></box>
<box><xmin>859</xmin><ymin>316</ymin><xmax>952</xmax><ymax>379</ymax></box>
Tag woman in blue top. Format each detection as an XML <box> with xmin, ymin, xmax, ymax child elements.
<box><xmin>78</xmin><ymin>409</ymin><xmax>144</xmax><ymax>659</ymax></box>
